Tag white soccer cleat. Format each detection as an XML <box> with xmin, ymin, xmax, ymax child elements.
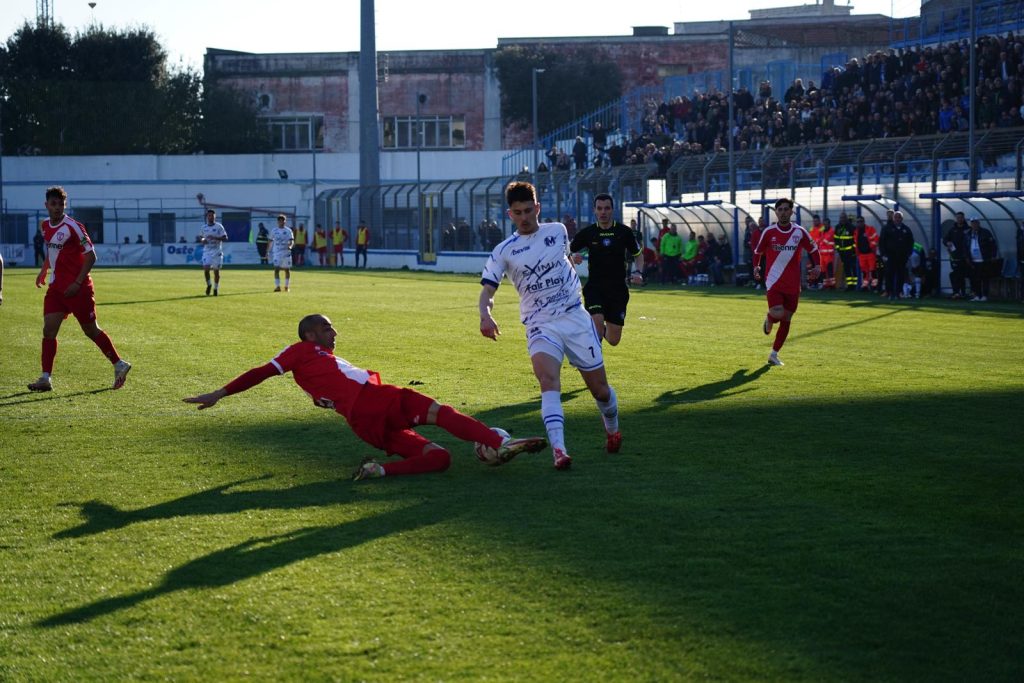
<box><xmin>767</xmin><ymin>350</ymin><xmax>784</xmax><ymax>367</ymax></box>
<box><xmin>112</xmin><ymin>360</ymin><xmax>132</xmax><ymax>389</ymax></box>
<box><xmin>352</xmin><ymin>457</ymin><xmax>385</xmax><ymax>481</ymax></box>
<box><xmin>28</xmin><ymin>375</ymin><xmax>53</xmax><ymax>392</ymax></box>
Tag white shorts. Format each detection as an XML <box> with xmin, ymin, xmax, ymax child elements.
<box><xmin>202</xmin><ymin>251</ymin><xmax>224</xmax><ymax>269</ymax></box>
<box><xmin>272</xmin><ymin>251</ymin><xmax>292</xmax><ymax>269</ymax></box>
<box><xmin>525</xmin><ymin>304</ymin><xmax>604</xmax><ymax>371</ymax></box>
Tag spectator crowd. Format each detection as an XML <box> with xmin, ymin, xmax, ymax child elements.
<box><xmin>561</xmin><ymin>32</ymin><xmax>1024</xmax><ymax>177</ymax></box>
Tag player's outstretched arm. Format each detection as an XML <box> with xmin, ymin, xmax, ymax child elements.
<box><xmin>478</xmin><ymin>284</ymin><xmax>500</xmax><ymax>341</ymax></box>
<box><xmin>183</xmin><ymin>388</ymin><xmax>227</xmax><ymax>410</ymax></box>
<box><xmin>184</xmin><ymin>363</ymin><xmax>278</xmax><ymax>409</ymax></box>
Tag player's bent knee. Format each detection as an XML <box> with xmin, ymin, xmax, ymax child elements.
<box><xmin>424</xmin><ymin>444</ymin><xmax>451</xmax><ymax>472</ymax></box>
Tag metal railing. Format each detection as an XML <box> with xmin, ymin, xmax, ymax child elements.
<box><xmin>890</xmin><ymin>0</ymin><xmax>1024</xmax><ymax>49</ymax></box>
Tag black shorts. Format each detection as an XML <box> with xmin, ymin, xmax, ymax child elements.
<box><xmin>582</xmin><ymin>281</ymin><xmax>629</xmax><ymax>326</ymax></box>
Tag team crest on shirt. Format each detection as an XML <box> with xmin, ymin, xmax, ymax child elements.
<box><xmin>544</xmin><ymin>236</ymin><xmax>556</xmax><ymax>246</ymax></box>
<box><xmin>602</xmin><ymin>238</ymin><xmax>612</xmax><ymax>247</ymax></box>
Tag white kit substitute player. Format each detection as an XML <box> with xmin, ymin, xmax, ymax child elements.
<box><xmin>478</xmin><ymin>181</ymin><xmax>623</xmax><ymax>471</ymax></box>
<box><xmin>199</xmin><ymin>208</ymin><xmax>229</xmax><ymax>296</ymax></box>
<box><xmin>269</xmin><ymin>214</ymin><xmax>294</xmax><ymax>292</ymax></box>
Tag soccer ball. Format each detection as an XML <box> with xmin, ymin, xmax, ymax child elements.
<box><xmin>474</xmin><ymin>427</ymin><xmax>510</xmax><ymax>466</ymax></box>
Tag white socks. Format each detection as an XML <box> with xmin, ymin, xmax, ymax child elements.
<box><xmin>541</xmin><ymin>391</ymin><xmax>565</xmax><ymax>452</ymax></box>
<box><xmin>596</xmin><ymin>386</ymin><xmax>619</xmax><ymax>434</ymax></box>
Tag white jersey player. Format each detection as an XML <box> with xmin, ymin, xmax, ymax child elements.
<box><xmin>199</xmin><ymin>208</ymin><xmax>228</xmax><ymax>296</ymax></box>
<box><xmin>269</xmin><ymin>214</ymin><xmax>294</xmax><ymax>292</ymax></box>
<box><xmin>478</xmin><ymin>181</ymin><xmax>623</xmax><ymax>471</ymax></box>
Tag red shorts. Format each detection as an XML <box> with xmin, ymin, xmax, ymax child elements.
<box><xmin>766</xmin><ymin>289</ymin><xmax>800</xmax><ymax>313</ymax></box>
<box><xmin>43</xmin><ymin>283</ymin><xmax>97</xmax><ymax>324</ymax></box>
<box><xmin>345</xmin><ymin>385</ymin><xmax>435</xmax><ymax>451</ymax></box>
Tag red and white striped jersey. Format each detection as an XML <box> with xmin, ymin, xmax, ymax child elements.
<box><xmin>754</xmin><ymin>222</ymin><xmax>817</xmax><ymax>294</ymax></box>
<box><xmin>43</xmin><ymin>215</ymin><xmax>94</xmax><ymax>290</ymax></box>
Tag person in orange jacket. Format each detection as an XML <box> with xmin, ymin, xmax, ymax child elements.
<box><xmin>853</xmin><ymin>216</ymin><xmax>880</xmax><ymax>290</ymax></box>
<box><xmin>816</xmin><ymin>217</ymin><xmax>837</xmax><ymax>288</ymax></box>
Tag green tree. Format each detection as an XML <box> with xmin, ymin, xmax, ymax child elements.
<box><xmin>200</xmin><ymin>80</ymin><xmax>272</xmax><ymax>154</ymax></box>
<box><xmin>0</xmin><ymin>22</ymin><xmax>73</xmax><ymax>155</ymax></box>
<box><xmin>493</xmin><ymin>46</ymin><xmax>623</xmax><ymax>138</ymax></box>
<box><xmin>0</xmin><ymin>21</ymin><xmax>267</xmax><ymax>155</ymax></box>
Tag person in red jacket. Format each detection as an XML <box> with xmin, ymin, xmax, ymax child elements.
<box><xmin>183</xmin><ymin>314</ymin><xmax>546</xmax><ymax>480</ymax></box>
<box><xmin>853</xmin><ymin>216</ymin><xmax>880</xmax><ymax>290</ymax></box>
<box><xmin>816</xmin><ymin>217</ymin><xmax>836</xmax><ymax>288</ymax></box>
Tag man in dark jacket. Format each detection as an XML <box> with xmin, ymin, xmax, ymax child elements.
<box><xmin>965</xmin><ymin>216</ymin><xmax>998</xmax><ymax>302</ymax></box>
<box><xmin>878</xmin><ymin>210</ymin><xmax>915</xmax><ymax>301</ymax></box>
<box><xmin>572</xmin><ymin>136</ymin><xmax>588</xmax><ymax>170</ymax></box>
<box><xmin>833</xmin><ymin>212</ymin><xmax>857</xmax><ymax>290</ymax></box>
<box><xmin>943</xmin><ymin>211</ymin><xmax>971</xmax><ymax>298</ymax></box>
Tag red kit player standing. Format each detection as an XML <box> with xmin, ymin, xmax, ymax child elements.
<box><xmin>28</xmin><ymin>186</ymin><xmax>131</xmax><ymax>392</ymax></box>
<box><xmin>753</xmin><ymin>197</ymin><xmax>820</xmax><ymax>367</ymax></box>
<box><xmin>183</xmin><ymin>314</ymin><xmax>547</xmax><ymax>480</ymax></box>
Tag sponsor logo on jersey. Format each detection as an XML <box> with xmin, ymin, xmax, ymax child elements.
<box><xmin>511</xmin><ymin>245</ymin><xmax>531</xmax><ymax>256</ymax></box>
<box><xmin>602</xmin><ymin>238</ymin><xmax>612</xmax><ymax>247</ymax></box>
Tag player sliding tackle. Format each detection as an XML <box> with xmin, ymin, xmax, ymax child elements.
<box><xmin>183</xmin><ymin>314</ymin><xmax>546</xmax><ymax>480</ymax></box>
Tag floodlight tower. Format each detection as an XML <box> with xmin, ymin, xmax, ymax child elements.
<box><xmin>36</xmin><ymin>0</ymin><xmax>54</xmax><ymax>28</ymax></box>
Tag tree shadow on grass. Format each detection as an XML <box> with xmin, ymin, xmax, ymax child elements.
<box><xmin>38</xmin><ymin>501</ymin><xmax>442</xmax><ymax>627</ymax></box>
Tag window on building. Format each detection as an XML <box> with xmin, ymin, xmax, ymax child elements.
<box><xmin>381</xmin><ymin>115</ymin><xmax>466</xmax><ymax>149</ymax></box>
<box><xmin>263</xmin><ymin>116</ymin><xmax>325</xmax><ymax>151</ymax></box>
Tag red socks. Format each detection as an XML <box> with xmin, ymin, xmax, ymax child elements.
<box><xmin>42</xmin><ymin>338</ymin><xmax>58</xmax><ymax>373</ymax></box>
<box><xmin>773</xmin><ymin>320</ymin><xmax>791</xmax><ymax>352</ymax></box>
<box><xmin>383</xmin><ymin>446</ymin><xmax>451</xmax><ymax>476</ymax></box>
<box><xmin>92</xmin><ymin>331</ymin><xmax>121</xmax><ymax>364</ymax></box>
<box><xmin>435</xmin><ymin>405</ymin><xmax>502</xmax><ymax>448</ymax></box>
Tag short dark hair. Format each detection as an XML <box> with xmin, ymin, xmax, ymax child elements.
<box><xmin>205</xmin><ymin>208</ymin><xmax>215</xmax><ymax>215</ymax></box>
<box><xmin>277</xmin><ymin>214</ymin><xmax>286</xmax><ymax>221</ymax></box>
<box><xmin>593</xmin><ymin>193</ymin><xmax>614</xmax><ymax>208</ymax></box>
<box><xmin>774</xmin><ymin>197</ymin><xmax>794</xmax><ymax>210</ymax></box>
<box><xmin>45</xmin><ymin>186</ymin><xmax>67</xmax><ymax>202</ymax></box>
<box><xmin>298</xmin><ymin>314</ymin><xmax>327</xmax><ymax>341</ymax></box>
<box><xmin>505</xmin><ymin>181</ymin><xmax>537</xmax><ymax>206</ymax></box>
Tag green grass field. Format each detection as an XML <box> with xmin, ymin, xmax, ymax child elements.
<box><xmin>1</xmin><ymin>266</ymin><xmax>1022</xmax><ymax>681</ymax></box>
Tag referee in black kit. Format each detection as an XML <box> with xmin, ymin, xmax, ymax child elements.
<box><xmin>570</xmin><ymin>193</ymin><xmax>644</xmax><ymax>346</ymax></box>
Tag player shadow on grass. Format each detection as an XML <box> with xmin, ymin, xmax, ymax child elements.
<box><xmin>791</xmin><ymin>306</ymin><xmax>904</xmax><ymax>344</ymax></box>
<box><xmin>38</xmin><ymin>501</ymin><xmax>443</xmax><ymax>627</ymax></box>
<box><xmin>102</xmin><ymin>291</ymin><xmax>261</xmax><ymax>306</ymax></box>
<box><xmin>639</xmin><ymin>366</ymin><xmax>771</xmax><ymax>410</ymax></box>
<box><xmin>0</xmin><ymin>387</ymin><xmax>111</xmax><ymax>407</ymax></box>
<box><xmin>52</xmin><ymin>475</ymin><xmax>359</xmax><ymax>540</ymax></box>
